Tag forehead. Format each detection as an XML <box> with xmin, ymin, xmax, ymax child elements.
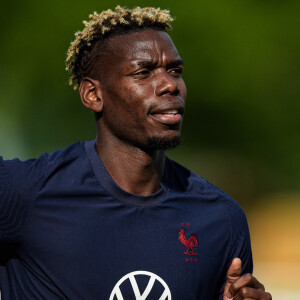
<box><xmin>104</xmin><ymin>29</ymin><xmax>181</xmax><ymax>63</ymax></box>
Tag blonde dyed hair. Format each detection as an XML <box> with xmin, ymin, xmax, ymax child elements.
<box><xmin>66</xmin><ymin>6</ymin><xmax>174</xmax><ymax>89</ymax></box>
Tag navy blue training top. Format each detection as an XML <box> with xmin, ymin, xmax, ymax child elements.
<box><xmin>0</xmin><ymin>141</ymin><xmax>252</xmax><ymax>299</ymax></box>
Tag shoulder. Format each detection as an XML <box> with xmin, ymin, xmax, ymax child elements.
<box><xmin>0</xmin><ymin>141</ymin><xmax>87</xmax><ymax>242</ymax></box>
<box><xmin>0</xmin><ymin>141</ymin><xmax>86</xmax><ymax>192</ymax></box>
<box><xmin>166</xmin><ymin>157</ymin><xmax>248</xmax><ymax>224</ymax></box>
<box><xmin>167</xmin><ymin>158</ymin><xmax>253</xmax><ymax>276</ymax></box>
<box><xmin>46</xmin><ymin>140</ymin><xmax>86</xmax><ymax>165</ymax></box>
<box><xmin>2</xmin><ymin>141</ymin><xmax>84</xmax><ymax>170</ymax></box>
<box><xmin>167</xmin><ymin>157</ymin><xmax>252</xmax><ymax>255</ymax></box>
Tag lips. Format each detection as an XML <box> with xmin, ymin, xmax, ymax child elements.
<box><xmin>149</xmin><ymin>104</ymin><xmax>184</xmax><ymax>125</ymax></box>
<box><xmin>161</xmin><ymin>109</ymin><xmax>179</xmax><ymax>116</ymax></box>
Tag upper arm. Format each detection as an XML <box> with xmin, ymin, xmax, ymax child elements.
<box><xmin>216</xmin><ymin>197</ymin><xmax>253</xmax><ymax>299</ymax></box>
<box><xmin>0</xmin><ymin>156</ymin><xmax>46</xmax><ymax>243</ymax></box>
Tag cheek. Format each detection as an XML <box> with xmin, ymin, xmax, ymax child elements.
<box><xmin>125</xmin><ymin>81</ymin><xmax>153</xmax><ymax>100</ymax></box>
<box><xmin>122</xmin><ymin>83</ymin><xmax>152</xmax><ymax>116</ymax></box>
<box><xmin>103</xmin><ymin>79</ymin><xmax>153</xmax><ymax>130</ymax></box>
<box><xmin>113</xmin><ymin>91</ymin><xmax>148</xmax><ymax>129</ymax></box>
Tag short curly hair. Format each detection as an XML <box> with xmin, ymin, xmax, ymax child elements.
<box><xmin>66</xmin><ymin>6</ymin><xmax>174</xmax><ymax>90</ymax></box>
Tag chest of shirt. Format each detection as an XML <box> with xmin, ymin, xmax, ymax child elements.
<box><xmin>18</xmin><ymin>191</ymin><xmax>230</xmax><ymax>299</ymax></box>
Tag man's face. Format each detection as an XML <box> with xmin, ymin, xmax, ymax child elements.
<box><xmin>95</xmin><ymin>29</ymin><xmax>187</xmax><ymax>150</ymax></box>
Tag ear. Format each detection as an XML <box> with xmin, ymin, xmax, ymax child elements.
<box><xmin>79</xmin><ymin>78</ymin><xmax>103</xmax><ymax>113</ymax></box>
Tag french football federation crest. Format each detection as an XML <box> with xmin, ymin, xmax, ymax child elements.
<box><xmin>178</xmin><ymin>227</ymin><xmax>198</xmax><ymax>256</ymax></box>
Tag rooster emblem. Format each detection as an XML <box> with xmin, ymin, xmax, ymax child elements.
<box><xmin>179</xmin><ymin>228</ymin><xmax>198</xmax><ymax>255</ymax></box>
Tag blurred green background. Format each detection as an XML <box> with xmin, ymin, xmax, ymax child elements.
<box><xmin>0</xmin><ymin>0</ymin><xmax>299</xmax><ymax>298</ymax></box>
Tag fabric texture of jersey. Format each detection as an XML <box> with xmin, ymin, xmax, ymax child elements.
<box><xmin>0</xmin><ymin>140</ymin><xmax>253</xmax><ymax>299</ymax></box>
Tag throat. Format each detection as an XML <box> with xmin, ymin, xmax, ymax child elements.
<box><xmin>95</xmin><ymin>140</ymin><xmax>165</xmax><ymax>196</ymax></box>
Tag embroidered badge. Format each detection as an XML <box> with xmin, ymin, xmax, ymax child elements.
<box><xmin>179</xmin><ymin>223</ymin><xmax>198</xmax><ymax>262</ymax></box>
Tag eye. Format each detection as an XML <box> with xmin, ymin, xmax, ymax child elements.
<box><xmin>132</xmin><ymin>69</ymin><xmax>151</xmax><ymax>78</ymax></box>
<box><xmin>168</xmin><ymin>68</ymin><xmax>183</xmax><ymax>77</ymax></box>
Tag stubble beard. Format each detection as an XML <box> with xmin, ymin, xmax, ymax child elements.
<box><xmin>146</xmin><ymin>134</ymin><xmax>182</xmax><ymax>150</ymax></box>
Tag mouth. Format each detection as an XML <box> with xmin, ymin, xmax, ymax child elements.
<box><xmin>149</xmin><ymin>104</ymin><xmax>184</xmax><ymax>125</ymax></box>
<box><xmin>150</xmin><ymin>110</ymin><xmax>182</xmax><ymax>125</ymax></box>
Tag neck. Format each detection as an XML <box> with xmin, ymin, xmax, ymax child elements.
<box><xmin>94</xmin><ymin>132</ymin><xmax>165</xmax><ymax>196</ymax></box>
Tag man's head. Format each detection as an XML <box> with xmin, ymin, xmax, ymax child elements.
<box><xmin>66</xmin><ymin>6</ymin><xmax>187</xmax><ymax>150</ymax></box>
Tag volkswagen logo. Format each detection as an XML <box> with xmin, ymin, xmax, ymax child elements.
<box><xmin>110</xmin><ymin>270</ymin><xmax>172</xmax><ymax>300</ymax></box>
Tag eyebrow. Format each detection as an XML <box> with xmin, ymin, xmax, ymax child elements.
<box><xmin>135</xmin><ymin>59</ymin><xmax>184</xmax><ymax>68</ymax></box>
<box><xmin>136</xmin><ymin>60</ymin><xmax>156</xmax><ymax>67</ymax></box>
<box><xmin>169</xmin><ymin>59</ymin><xmax>184</xmax><ymax>67</ymax></box>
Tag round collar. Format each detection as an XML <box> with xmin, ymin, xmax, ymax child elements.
<box><xmin>85</xmin><ymin>140</ymin><xmax>169</xmax><ymax>207</ymax></box>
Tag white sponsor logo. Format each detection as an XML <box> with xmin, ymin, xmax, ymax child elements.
<box><xmin>110</xmin><ymin>270</ymin><xmax>172</xmax><ymax>300</ymax></box>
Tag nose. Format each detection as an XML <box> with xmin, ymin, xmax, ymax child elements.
<box><xmin>155</xmin><ymin>71</ymin><xmax>180</xmax><ymax>96</ymax></box>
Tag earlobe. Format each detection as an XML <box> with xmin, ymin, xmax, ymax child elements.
<box><xmin>79</xmin><ymin>78</ymin><xmax>103</xmax><ymax>113</ymax></box>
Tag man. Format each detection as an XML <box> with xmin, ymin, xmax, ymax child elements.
<box><xmin>0</xmin><ymin>6</ymin><xmax>271</xmax><ymax>299</ymax></box>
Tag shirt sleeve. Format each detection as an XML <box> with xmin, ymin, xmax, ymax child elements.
<box><xmin>0</xmin><ymin>156</ymin><xmax>47</xmax><ymax>243</ymax></box>
<box><xmin>217</xmin><ymin>197</ymin><xmax>253</xmax><ymax>300</ymax></box>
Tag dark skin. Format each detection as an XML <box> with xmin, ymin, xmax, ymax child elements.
<box><xmin>80</xmin><ymin>29</ymin><xmax>272</xmax><ymax>299</ymax></box>
<box><xmin>80</xmin><ymin>30</ymin><xmax>186</xmax><ymax>195</ymax></box>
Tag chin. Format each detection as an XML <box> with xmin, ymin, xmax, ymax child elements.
<box><xmin>146</xmin><ymin>134</ymin><xmax>182</xmax><ymax>150</ymax></box>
